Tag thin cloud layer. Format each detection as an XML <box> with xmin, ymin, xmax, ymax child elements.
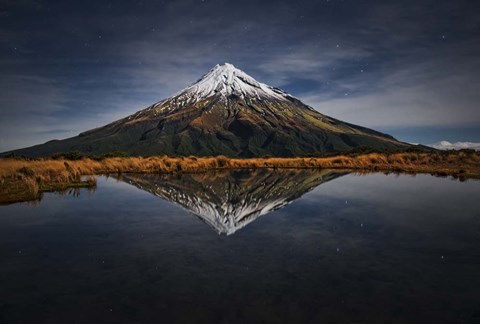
<box><xmin>430</xmin><ymin>141</ymin><xmax>480</xmax><ymax>151</ymax></box>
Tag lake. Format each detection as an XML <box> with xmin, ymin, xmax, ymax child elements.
<box><xmin>0</xmin><ymin>169</ymin><xmax>479</xmax><ymax>323</ymax></box>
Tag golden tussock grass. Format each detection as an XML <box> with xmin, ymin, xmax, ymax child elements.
<box><xmin>1</xmin><ymin>151</ymin><xmax>479</xmax><ymax>204</ymax></box>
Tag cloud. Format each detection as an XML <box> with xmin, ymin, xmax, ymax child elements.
<box><xmin>302</xmin><ymin>46</ymin><xmax>480</xmax><ymax>129</ymax></box>
<box><xmin>429</xmin><ymin>141</ymin><xmax>480</xmax><ymax>151</ymax></box>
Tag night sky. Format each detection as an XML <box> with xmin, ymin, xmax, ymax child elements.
<box><xmin>1</xmin><ymin>0</ymin><xmax>479</xmax><ymax>152</ymax></box>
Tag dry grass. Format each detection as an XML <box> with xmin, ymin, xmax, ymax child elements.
<box><xmin>1</xmin><ymin>151</ymin><xmax>479</xmax><ymax>204</ymax></box>
<box><xmin>0</xmin><ymin>159</ymin><xmax>96</xmax><ymax>205</ymax></box>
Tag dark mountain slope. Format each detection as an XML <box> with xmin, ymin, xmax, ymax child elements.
<box><xmin>3</xmin><ymin>63</ymin><xmax>411</xmax><ymax>157</ymax></box>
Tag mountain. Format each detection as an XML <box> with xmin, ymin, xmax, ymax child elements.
<box><xmin>4</xmin><ymin>63</ymin><xmax>411</xmax><ymax>157</ymax></box>
<box><xmin>117</xmin><ymin>168</ymin><xmax>345</xmax><ymax>235</ymax></box>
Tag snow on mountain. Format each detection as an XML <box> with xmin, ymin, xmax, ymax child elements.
<box><xmin>170</xmin><ymin>63</ymin><xmax>292</xmax><ymax>102</ymax></box>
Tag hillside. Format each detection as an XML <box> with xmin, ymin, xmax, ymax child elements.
<box><xmin>3</xmin><ymin>63</ymin><xmax>411</xmax><ymax>157</ymax></box>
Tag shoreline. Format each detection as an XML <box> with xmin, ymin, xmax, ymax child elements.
<box><xmin>1</xmin><ymin>151</ymin><xmax>479</xmax><ymax>204</ymax></box>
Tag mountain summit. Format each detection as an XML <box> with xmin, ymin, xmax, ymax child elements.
<box><xmin>5</xmin><ymin>63</ymin><xmax>411</xmax><ymax>157</ymax></box>
<box><xmin>176</xmin><ymin>63</ymin><xmax>292</xmax><ymax>102</ymax></box>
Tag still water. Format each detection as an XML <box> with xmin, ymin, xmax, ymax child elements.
<box><xmin>0</xmin><ymin>169</ymin><xmax>479</xmax><ymax>323</ymax></box>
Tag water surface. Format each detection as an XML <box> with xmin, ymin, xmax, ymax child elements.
<box><xmin>1</xmin><ymin>170</ymin><xmax>479</xmax><ymax>323</ymax></box>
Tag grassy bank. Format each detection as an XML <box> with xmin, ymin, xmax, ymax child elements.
<box><xmin>1</xmin><ymin>151</ymin><xmax>479</xmax><ymax>204</ymax></box>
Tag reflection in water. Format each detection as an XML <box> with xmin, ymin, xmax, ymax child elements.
<box><xmin>1</xmin><ymin>172</ymin><xmax>480</xmax><ymax>323</ymax></box>
<box><xmin>22</xmin><ymin>185</ymin><xmax>97</xmax><ymax>206</ymax></box>
<box><xmin>117</xmin><ymin>169</ymin><xmax>345</xmax><ymax>235</ymax></box>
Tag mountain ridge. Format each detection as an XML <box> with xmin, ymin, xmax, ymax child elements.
<box><xmin>2</xmin><ymin>63</ymin><xmax>412</xmax><ymax>157</ymax></box>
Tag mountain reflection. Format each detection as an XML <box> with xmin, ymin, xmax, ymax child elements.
<box><xmin>117</xmin><ymin>169</ymin><xmax>345</xmax><ymax>235</ymax></box>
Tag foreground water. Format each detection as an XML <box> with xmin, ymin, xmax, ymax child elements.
<box><xmin>0</xmin><ymin>169</ymin><xmax>479</xmax><ymax>323</ymax></box>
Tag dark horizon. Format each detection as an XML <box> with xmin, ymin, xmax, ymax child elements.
<box><xmin>1</xmin><ymin>0</ymin><xmax>479</xmax><ymax>152</ymax></box>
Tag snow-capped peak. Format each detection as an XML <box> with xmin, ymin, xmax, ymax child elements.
<box><xmin>175</xmin><ymin>63</ymin><xmax>291</xmax><ymax>102</ymax></box>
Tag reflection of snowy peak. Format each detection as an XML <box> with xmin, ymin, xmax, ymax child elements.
<box><xmin>119</xmin><ymin>169</ymin><xmax>344</xmax><ymax>235</ymax></box>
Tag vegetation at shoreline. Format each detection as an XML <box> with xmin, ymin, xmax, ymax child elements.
<box><xmin>1</xmin><ymin>150</ymin><xmax>479</xmax><ymax>204</ymax></box>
